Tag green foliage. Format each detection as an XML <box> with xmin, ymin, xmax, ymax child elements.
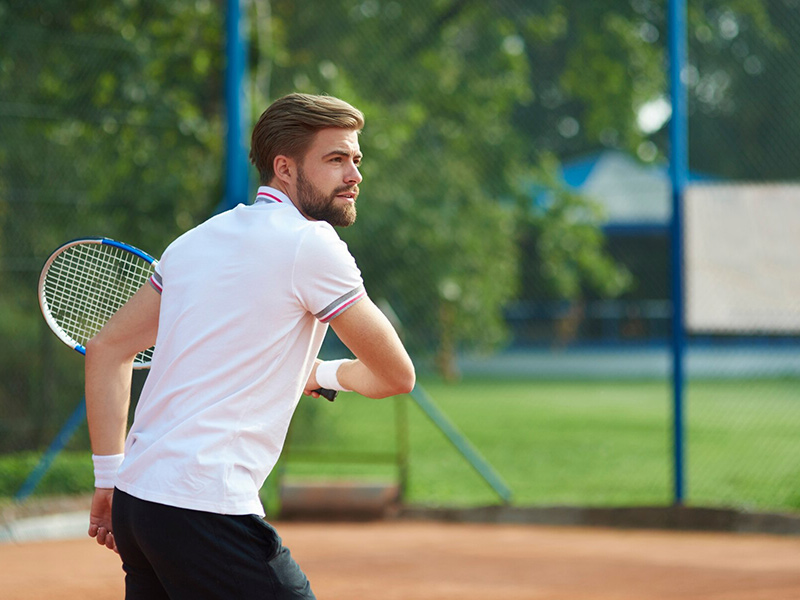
<box><xmin>686</xmin><ymin>1</ymin><xmax>797</xmax><ymax>179</ymax></box>
<box><xmin>0</xmin><ymin>0</ymin><xmax>225</xmax><ymax>254</ymax></box>
<box><xmin>262</xmin><ymin>1</ymin><xmax>529</xmax><ymax>369</ymax></box>
<box><xmin>0</xmin><ymin>452</ymin><xmax>93</xmax><ymax>497</ymax></box>
<box><xmin>519</xmin><ymin>155</ymin><xmax>632</xmax><ymax>301</ymax></box>
<box><xmin>0</xmin><ymin>0</ymin><xmax>226</xmax><ymax>450</ymax></box>
<box><xmin>2</xmin><ymin>0</ymin><xmax>794</xmax><ymax>443</ymax></box>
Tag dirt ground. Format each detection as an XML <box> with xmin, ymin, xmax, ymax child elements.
<box><xmin>2</xmin><ymin>520</ymin><xmax>800</xmax><ymax>599</ymax></box>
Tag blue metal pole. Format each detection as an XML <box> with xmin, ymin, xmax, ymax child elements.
<box><xmin>223</xmin><ymin>0</ymin><xmax>249</xmax><ymax>211</ymax></box>
<box><xmin>14</xmin><ymin>398</ymin><xmax>87</xmax><ymax>502</ymax></box>
<box><xmin>668</xmin><ymin>0</ymin><xmax>688</xmax><ymax>505</ymax></box>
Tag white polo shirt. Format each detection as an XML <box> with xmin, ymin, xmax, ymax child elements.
<box><xmin>115</xmin><ymin>186</ymin><xmax>365</xmax><ymax>515</ymax></box>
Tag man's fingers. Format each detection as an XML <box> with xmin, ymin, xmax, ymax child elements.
<box><xmin>94</xmin><ymin>526</ymin><xmax>114</xmax><ymax>547</ymax></box>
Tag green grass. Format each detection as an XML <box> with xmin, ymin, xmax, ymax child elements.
<box><xmin>686</xmin><ymin>379</ymin><xmax>800</xmax><ymax>511</ymax></box>
<box><xmin>3</xmin><ymin>377</ymin><xmax>798</xmax><ymax>514</ymax></box>
<box><xmin>281</xmin><ymin>376</ymin><xmax>800</xmax><ymax>512</ymax></box>
<box><xmin>281</xmin><ymin>378</ymin><xmax>672</xmax><ymax>507</ymax></box>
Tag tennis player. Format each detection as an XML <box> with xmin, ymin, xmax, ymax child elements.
<box><xmin>84</xmin><ymin>93</ymin><xmax>415</xmax><ymax>599</ymax></box>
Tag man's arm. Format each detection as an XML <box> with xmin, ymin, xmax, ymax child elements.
<box><xmin>307</xmin><ymin>297</ymin><xmax>415</xmax><ymax>399</ymax></box>
<box><xmin>85</xmin><ymin>283</ymin><xmax>160</xmax><ymax>455</ymax></box>
<box><xmin>84</xmin><ymin>282</ymin><xmax>160</xmax><ymax>552</ymax></box>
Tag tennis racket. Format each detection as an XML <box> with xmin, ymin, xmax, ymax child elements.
<box><xmin>38</xmin><ymin>237</ymin><xmax>338</xmax><ymax>400</ymax></box>
<box><xmin>39</xmin><ymin>237</ymin><xmax>157</xmax><ymax>368</ymax></box>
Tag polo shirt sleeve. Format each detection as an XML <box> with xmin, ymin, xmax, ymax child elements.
<box><xmin>149</xmin><ymin>260</ymin><xmax>163</xmax><ymax>295</ymax></box>
<box><xmin>294</xmin><ymin>224</ymin><xmax>366</xmax><ymax>322</ymax></box>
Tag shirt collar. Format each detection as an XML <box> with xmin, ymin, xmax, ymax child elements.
<box><xmin>254</xmin><ymin>186</ymin><xmax>292</xmax><ymax>205</ymax></box>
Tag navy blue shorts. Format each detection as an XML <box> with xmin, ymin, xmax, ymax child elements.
<box><xmin>112</xmin><ymin>488</ymin><xmax>315</xmax><ymax>600</ymax></box>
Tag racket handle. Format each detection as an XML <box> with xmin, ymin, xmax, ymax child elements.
<box><xmin>315</xmin><ymin>388</ymin><xmax>338</xmax><ymax>402</ymax></box>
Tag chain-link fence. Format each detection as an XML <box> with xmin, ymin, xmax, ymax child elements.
<box><xmin>683</xmin><ymin>1</ymin><xmax>800</xmax><ymax>511</ymax></box>
<box><xmin>1</xmin><ymin>1</ymin><xmax>798</xmax><ymax>514</ymax></box>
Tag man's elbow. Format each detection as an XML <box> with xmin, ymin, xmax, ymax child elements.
<box><xmin>389</xmin><ymin>363</ymin><xmax>416</xmax><ymax>396</ymax></box>
<box><xmin>85</xmin><ymin>332</ymin><xmax>135</xmax><ymax>365</ymax></box>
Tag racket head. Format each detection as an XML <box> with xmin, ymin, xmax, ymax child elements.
<box><xmin>38</xmin><ymin>237</ymin><xmax>157</xmax><ymax>369</ymax></box>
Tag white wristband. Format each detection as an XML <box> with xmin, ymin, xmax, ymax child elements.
<box><xmin>316</xmin><ymin>359</ymin><xmax>351</xmax><ymax>392</ymax></box>
<box><xmin>92</xmin><ymin>454</ymin><xmax>124</xmax><ymax>489</ymax></box>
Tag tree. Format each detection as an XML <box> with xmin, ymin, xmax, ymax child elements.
<box><xmin>1</xmin><ymin>0</ymin><xmax>787</xmax><ymax>406</ymax></box>
<box><xmin>686</xmin><ymin>1</ymin><xmax>795</xmax><ymax>180</ymax></box>
<box><xmin>0</xmin><ymin>0</ymin><xmax>226</xmax><ymax>448</ymax></box>
<box><xmin>253</xmin><ymin>2</ymin><xmax>531</xmax><ymax>375</ymax></box>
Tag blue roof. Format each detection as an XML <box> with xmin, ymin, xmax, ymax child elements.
<box><xmin>549</xmin><ymin>151</ymin><xmax>718</xmax><ymax>228</ymax></box>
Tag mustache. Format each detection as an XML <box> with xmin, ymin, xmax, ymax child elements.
<box><xmin>333</xmin><ymin>185</ymin><xmax>359</xmax><ymax>196</ymax></box>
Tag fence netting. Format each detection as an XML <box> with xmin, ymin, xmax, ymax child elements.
<box><xmin>683</xmin><ymin>0</ymin><xmax>800</xmax><ymax>511</ymax></box>
<box><xmin>1</xmin><ymin>0</ymin><xmax>797</xmax><ymax>513</ymax></box>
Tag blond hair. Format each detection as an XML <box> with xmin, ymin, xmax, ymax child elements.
<box><xmin>249</xmin><ymin>93</ymin><xmax>365</xmax><ymax>184</ymax></box>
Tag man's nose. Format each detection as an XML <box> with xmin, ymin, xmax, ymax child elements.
<box><xmin>345</xmin><ymin>163</ymin><xmax>362</xmax><ymax>184</ymax></box>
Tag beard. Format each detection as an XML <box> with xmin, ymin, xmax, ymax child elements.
<box><xmin>296</xmin><ymin>168</ymin><xmax>357</xmax><ymax>227</ymax></box>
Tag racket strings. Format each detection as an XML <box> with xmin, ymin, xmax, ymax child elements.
<box><xmin>42</xmin><ymin>242</ymin><xmax>155</xmax><ymax>365</ymax></box>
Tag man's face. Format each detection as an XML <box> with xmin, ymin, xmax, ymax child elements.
<box><xmin>295</xmin><ymin>128</ymin><xmax>362</xmax><ymax>227</ymax></box>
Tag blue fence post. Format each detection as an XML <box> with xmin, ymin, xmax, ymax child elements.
<box><xmin>14</xmin><ymin>398</ymin><xmax>87</xmax><ymax>503</ymax></box>
<box><xmin>668</xmin><ymin>0</ymin><xmax>688</xmax><ymax>506</ymax></box>
<box><xmin>223</xmin><ymin>0</ymin><xmax>249</xmax><ymax>211</ymax></box>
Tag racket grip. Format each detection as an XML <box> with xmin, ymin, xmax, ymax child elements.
<box><xmin>315</xmin><ymin>388</ymin><xmax>338</xmax><ymax>402</ymax></box>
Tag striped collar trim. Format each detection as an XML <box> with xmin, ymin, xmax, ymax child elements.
<box><xmin>254</xmin><ymin>186</ymin><xmax>290</xmax><ymax>205</ymax></box>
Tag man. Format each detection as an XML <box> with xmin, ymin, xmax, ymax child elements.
<box><xmin>85</xmin><ymin>93</ymin><xmax>415</xmax><ymax>599</ymax></box>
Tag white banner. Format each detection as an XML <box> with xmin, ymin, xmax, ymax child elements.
<box><xmin>685</xmin><ymin>183</ymin><xmax>800</xmax><ymax>333</ymax></box>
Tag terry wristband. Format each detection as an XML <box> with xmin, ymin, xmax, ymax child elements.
<box><xmin>316</xmin><ymin>359</ymin><xmax>351</xmax><ymax>392</ymax></box>
<box><xmin>92</xmin><ymin>453</ymin><xmax>124</xmax><ymax>489</ymax></box>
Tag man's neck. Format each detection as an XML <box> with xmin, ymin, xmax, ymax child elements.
<box><xmin>267</xmin><ymin>180</ymin><xmax>292</xmax><ymax>199</ymax></box>
<box><xmin>264</xmin><ymin>182</ymin><xmax>312</xmax><ymax>221</ymax></box>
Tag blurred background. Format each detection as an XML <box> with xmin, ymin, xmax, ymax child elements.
<box><xmin>1</xmin><ymin>0</ymin><xmax>798</xmax><ymax>516</ymax></box>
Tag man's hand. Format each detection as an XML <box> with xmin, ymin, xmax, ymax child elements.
<box><xmin>88</xmin><ymin>488</ymin><xmax>118</xmax><ymax>554</ymax></box>
<box><xmin>303</xmin><ymin>360</ymin><xmax>324</xmax><ymax>398</ymax></box>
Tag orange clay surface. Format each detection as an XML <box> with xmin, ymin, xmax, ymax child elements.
<box><xmin>3</xmin><ymin>520</ymin><xmax>800</xmax><ymax>599</ymax></box>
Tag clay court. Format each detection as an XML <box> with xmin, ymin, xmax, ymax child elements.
<box><xmin>3</xmin><ymin>520</ymin><xmax>800</xmax><ymax>599</ymax></box>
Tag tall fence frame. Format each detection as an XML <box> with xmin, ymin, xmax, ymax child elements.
<box><xmin>1</xmin><ymin>0</ymin><xmax>798</xmax><ymax>514</ymax></box>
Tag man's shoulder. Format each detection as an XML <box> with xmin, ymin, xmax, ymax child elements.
<box><xmin>298</xmin><ymin>219</ymin><xmax>350</xmax><ymax>254</ymax></box>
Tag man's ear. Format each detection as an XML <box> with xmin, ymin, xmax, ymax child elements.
<box><xmin>273</xmin><ymin>155</ymin><xmax>295</xmax><ymax>186</ymax></box>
